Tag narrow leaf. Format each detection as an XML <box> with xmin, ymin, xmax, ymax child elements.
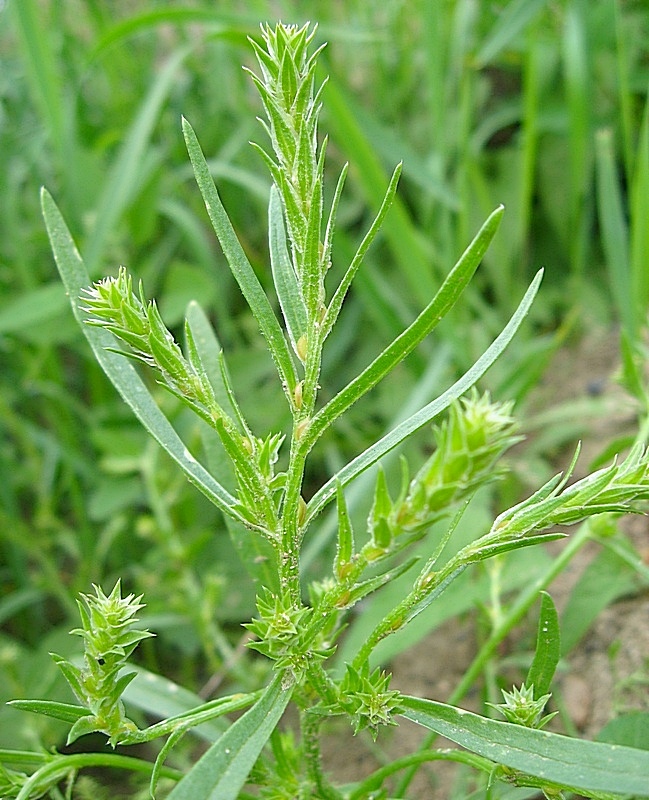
<box><xmin>306</xmin><ymin>270</ymin><xmax>543</xmax><ymax>523</ymax></box>
<box><xmin>182</xmin><ymin>117</ymin><xmax>298</xmax><ymax>394</ymax></box>
<box><xmin>334</xmin><ymin>483</ymin><xmax>354</xmax><ymax>578</ymax></box>
<box><xmin>85</xmin><ymin>48</ymin><xmax>189</xmax><ymax>275</ymax></box>
<box><xmin>323</xmin><ymin>161</ymin><xmax>402</xmax><ymax>340</ymax></box>
<box><xmin>268</xmin><ymin>187</ymin><xmax>307</xmax><ymax>354</ymax></box>
<box><xmin>166</xmin><ymin>673</ymin><xmax>292</xmax><ymax>800</ymax></box>
<box><xmin>41</xmin><ymin>189</ymin><xmax>249</xmax><ymax>528</ymax></box>
<box><xmin>304</xmin><ymin>205</ymin><xmax>505</xmax><ymax>453</ymax></box>
<box><xmin>400</xmin><ymin>696</ymin><xmax>649</xmax><ymax>796</ymax></box>
<box><xmin>526</xmin><ymin>591</ymin><xmax>560</xmax><ymax>697</ymax></box>
<box><xmin>184</xmin><ymin>301</ymin><xmax>243</xmax><ymax>430</ymax></box>
<box><xmin>595</xmin><ymin>128</ymin><xmax>632</xmax><ymax>335</ymax></box>
<box><xmin>475</xmin><ymin>0</ymin><xmax>547</xmax><ymax>67</ymax></box>
<box><xmin>7</xmin><ymin>700</ymin><xmax>88</xmax><ymax>725</ymax></box>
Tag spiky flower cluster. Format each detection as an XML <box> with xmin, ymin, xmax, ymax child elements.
<box><xmin>396</xmin><ymin>391</ymin><xmax>520</xmax><ymax>532</ymax></box>
<box><xmin>367</xmin><ymin>392</ymin><xmax>521</xmax><ymax>551</ymax></box>
<box><xmin>248</xmin><ymin>24</ymin><xmax>328</xmax><ymax>303</ymax></box>
<box><xmin>52</xmin><ymin>582</ymin><xmax>153</xmax><ymax>745</ymax></box>
<box><xmin>82</xmin><ymin>267</ymin><xmax>214</xmax><ymax>409</ymax></box>
<box><xmin>490</xmin><ymin>683</ymin><xmax>556</xmax><ymax>729</ymax></box>
<box><xmin>336</xmin><ymin>663</ymin><xmax>403</xmax><ymax>738</ymax></box>
<box><xmin>83</xmin><ymin>268</ymin><xmax>285</xmax><ymax>533</ymax></box>
<box><xmin>485</xmin><ymin>442</ymin><xmax>649</xmax><ymax>546</ymax></box>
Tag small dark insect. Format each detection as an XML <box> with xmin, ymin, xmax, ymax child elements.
<box><xmin>97</xmin><ymin>658</ymin><xmax>106</xmax><ymax>666</ymax></box>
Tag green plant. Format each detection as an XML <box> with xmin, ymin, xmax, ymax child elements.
<box><xmin>4</xmin><ymin>21</ymin><xmax>649</xmax><ymax>800</ymax></box>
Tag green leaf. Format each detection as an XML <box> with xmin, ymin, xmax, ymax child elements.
<box><xmin>323</xmin><ymin>161</ymin><xmax>402</xmax><ymax>340</ymax></box>
<box><xmin>526</xmin><ymin>591</ymin><xmax>560</xmax><ymax>698</ymax></box>
<box><xmin>304</xmin><ymin>205</ymin><xmax>505</xmax><ymax>454</ymax></box>
<box><xmin>334</xmin><ymin>483</ymin><xmax>354</xmax><ymax>579</ymax></box>
<box><xmin>121</xmin><ymin>666</ymin><xmax>232</xmax><ymax>744</ymax></box>
<box><xmin>306</xmin><ymin>269</ymin><xmax>543</xmax><ymax>523</ymax></box>
<box><xmin>0</xmin><ymin>283</ymin><xmax>68</xmax><ymax>334</ymax></box>
<box><xmin>475</xmin><ymin>0</ymin><xmax>548</xmax><ymax>67</ymax></box>
<box><xmin>268</xmin><ymin>186</ymin><xmax>307</xmax><ymax>356</ymax></box>
<box><xmin>84</xmin><ymin>48</ymin><xmax>189</xmax><ymax>275</ymax></box>
<box><xmin>7</xmin><ymin>700</ymin><xmax>88</xmax><ymax>725</ymax></box>
<box><xmin>596</xmin><ymin>128</ymin><xmax>632</xmax><ymax>336</ymax></box>
<box><xmin>560</xmin><ymin>541</ymin><xmax>639</xmax><ymax>655</ymax></box>
<box><xmin>41</xmin><ymin>188</ymin><xmax>248</xmax><ymax>528</ymax></box>
<box><xmin>184</xmin><ymin>302</ymin><xmax>242</xmax><ymax>429</ymax></box>
<box><xmin>400</xmin><ymin>696</ymin><xmax>649</xmax><ymax>796</ymax></box>
<box><xmin>597</xmin><ymin>712</ymin><xmax>649</xmax><ymax>751</ymax></box>
<box><xmin>67</xmin><ymin>715</ymin><xmax>103</xmax><ymax>745</ymax></box>
<box><xmin>182</xmin><ymin>117</ymin><xmax>298</xmax><ymax>395</ymax></box>
<box><xmin>166</xmin><ymin>673</ymin><xmax>292</xmax><ymax>800</ymax></box>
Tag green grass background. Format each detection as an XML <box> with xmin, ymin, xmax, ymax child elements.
<box><xmin>1</xmin><ymin>0</ymin><xmax>648</xmax><ymax>758</ymax></box>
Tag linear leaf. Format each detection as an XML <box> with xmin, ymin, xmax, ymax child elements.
<box><xmin>526</xmin><ymin>591</ymin><xmax>560</xmax><ymax>697</ymax></box>
<box><xmin>166</xmin><ymin>674</ymin><xmax>292</xmax><ymax>800</ymax></box>
<box><xmin>595</xmin><ymin>128</ymin><xmax>631</xmax><ymax>335</ymax></box>
<box><xmin>85</xmin><ymin>48</ymin><xmax>189</xmax><ymax>275</ymax></box>
<box><xmin>306</xmin><ymin>269</ymin><xmax>543</xmax><ymax>524</ymax></box>
<box><xmin>120</xmin><ymin>665</ymin><xmax>234</xmax><ymax>744</ymax></box>
<box><xmin>184</xmin><ymin>301</ymin><xmax>242</xmax><ymax>428</ymax></box>
<box><xmin>268</xmin><ymin>186</ymin><xmax>307</xmax><ymax>355</ymax></box>
<box><xmin>182</xmin><ymin>117</ymin><xmax>298</xmax><ymax>394</ymax></box>
<box><xmin>475</xmin><ymin>0</ymin><xmax>548</xmax><ymax>67</ymax></box>
<box><xmin>323</xmin><ymin>161</ymin><xmax>403</xmax><ymax>340</ymax></box>
<box><xmin>41</xmin><ymin>188</ymin><xmax>247</xmax><ymax>527</ymax></box>
<box><xmin>400</xmin><ymin>696</ymin><xmax>649</xmax><ymax>796</ymax></box>
<box><xmin>304</xmin><ymin>205</ymin><xmax>505</xmax><ymax>453</ymax></box>
<box><xmin>8</xmin><ymin>701</ymin><xmax>88</xmax><ymax>725</ymax></box>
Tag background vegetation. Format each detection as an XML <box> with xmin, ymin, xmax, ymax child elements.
<box><xmin>1</xmin><ymin>0</ymin><xmax>648</xmax><ymax>793</ymax></box>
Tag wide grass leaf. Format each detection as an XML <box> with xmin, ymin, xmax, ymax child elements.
<box><xmin>166</xmin><ymin>673</ymin><xmax>292</xmax><ymax>800</ymax></box>
<box><xmin>400</xmin><ymin>696</ymin><xmax>649</xmax><ymax>796</ymax></box>
<box><xmin>41</xmin><ymin>188</ymin><xmax>246</xmax><ymax>526</ymax></box>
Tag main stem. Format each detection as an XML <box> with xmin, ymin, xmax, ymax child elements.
<box><xmin>280</xmin><ymin>327</ymin><xmax>325</xmax><ymax>602</ymax></box>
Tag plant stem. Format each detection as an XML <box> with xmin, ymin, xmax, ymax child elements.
<box><xmin>394</xmin><ymin>520</ymin><xmax>595</xmax><ymax>796</ymax></box>
<box><xmin>301</xmin><ymin>710</ymin><xmax>344</xmax><ymax>800</ymax></box>
<box><xmin>13</xmin><ymin>752</ymin><xmax>181</xmax><ymax>800</ymax></box>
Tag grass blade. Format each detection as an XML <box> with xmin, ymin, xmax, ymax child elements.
<box><xmin>475</xmin><ymin>0</ymin><xmax>548</xmax><ymax>67</ymax></box>
<box><xmin>9</xmin><ymin>0</ymin><xmax>67</xmax><ymax>177</ymax></box>
<box><xmin>84</xmin><ymin>48</ymin><xmax>189</xmax><ymax>275</ymax></box>
<box><xmin>323</xmin><ymin>78</ymin><xmax>436</xmax><ymax>305</ymax></box>
<box><xmin>595</xmin><ymin>128</ymin><xmax>631</xmax><ymax>334</ymax></box>
<box><xmin>90</xmin><ymin>9</ymin><xmax>252</xmax><ymax>62</ymax></box>
<box><xmin>41</xmin><ymin>188</ymin><xmax>246</xmax><ymax>527</ymax></box>
<box><xmin>400</xmin><ymin>695</ymin><xmax>649</xmax><ymax>796</ymax></box>
<box><xmin>630</xmin><ymin>97</ymin><xmax>649</xmax><ymax>336</ymax></box>
<box><xmin>183</xmin><ymin>117</ymin><xmax>298</xmax><ymax>395</ymax></box>
<box><xmin>306</xmin><ymin>269</ymin><xmax>542</xmax><ymax>524</ymax></box>
<box><xmin>166</xmin><ymin>673</ymin><xmax>292</xmax><ymax>800</ymax></box>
